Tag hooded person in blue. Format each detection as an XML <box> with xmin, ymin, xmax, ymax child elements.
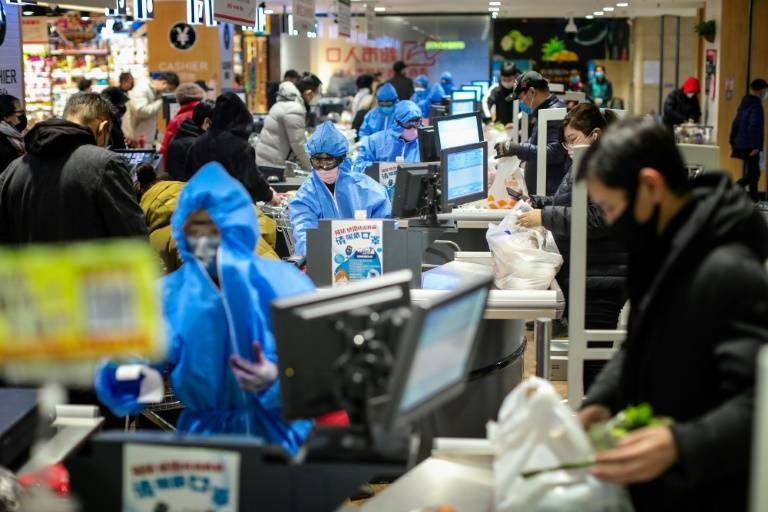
<box><xmin>95</xmin><ymin>163</ymin><xmax>314</xmax><ymax>455</ymax></box>
<box><xmin>357</xmin><ymin>83</ymin><xmax>399</xmax><ymax>139</ymax></box>
<box><xmin>440</xmin><ymin>71</ymin><xmax>455</xmax><ymax>95</ymax></box>
<box><xmin>410</xmin><ymin>75</ymin><xmax>430</xmax><ymax>104</ymax></box>
<box><xmin>290</xmin><ymin>121</ymin><xmax>391</xmax><ymax>257</ymax></box>
<box><xmin>353</xmin><ymin>100</ymin><xmax>422</xmax><ymax>174</ymax></box>
<box><xmin>418</xmin><ymin>83</ymin><xmax>445</xmax><ymax>118</ymax></box>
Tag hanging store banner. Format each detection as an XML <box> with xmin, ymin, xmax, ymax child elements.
<box><xmin>134</xmin><ymin>0</ymin><xmax>155</xmax><ymax>20</ymax></box>
<box><xmin>291</xmin><ymin>0</ymin><xmax>315</xmax><ymax>35</ymax></box>
<box><xmin>218</xmin><ymin>22</ymin><xmax>234</xmax><ymax>91</ymax></box>
<box><xmin>187</xmin><ymin>0</ymin><xmax>215</xmax><ymax>26</ymax></box>
<box><xmin>21</xmin><ymin>16</ymin><xmax>48</xmax><ymax>44</ymax></box>
<box><xmin>0</xmin><ymin>0</ymin><xmax>24</xmax><ymax>102</ymax></box>
<box><xmin>336</xmin><ymin>0</ymin><xmax>350</xmax><ymax>38</ymax></box>
<box><xmin>365</xmin><ymin>3</ymin><xmax>377</xmax><ymax>41</ymax></box>
<box><xmin>123</xmin><ymin>444</ymin><xmax>241</xmax><ymax>512</ymax></box>
<box><xmin>213</xmin><ymin>0</ymin><xmax>255</xmax><ymax>26</ymax></box>
<box><xmin>331</xmin><ymin>220</ymin><xmax>384</xmax><ymax>286</ymax></box>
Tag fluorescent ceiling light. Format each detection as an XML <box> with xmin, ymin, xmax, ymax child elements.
<box><xmin>374</xmin><ymin>6</ymin><xmax>386</xmax><ymax>11</ymax></box>
<box><xmin>264</xmin><ymin>9</ymin><xmax>274</xmax><ymax>13</ymax></box>
<box><xmin>491</xmin><ymin>11</ymin><xmax>498</xmax><ymax>17</ymax></box>
<box><xmin>603</xmin><ymin>6</ymin><xmax>614</xmax><ymax>11</ymax></box>
<box><xmin>616</xmin><ymin>2</ymin><xmax>629</xmax><ymax>6</ymax></box>
<box><xmin>23</xmin><ymin>10</ymin><xmax>34</xmax><ymax>14</ymax></box>
<box><xmin>488</xmin><ymin>1</ymin><xmax>501</xmax><ymax>5</ymax></box>
<box><xmin>586</xmin><ymin>14</ymin><xmax>594</xmax><ymax>19</ymax></box>
<box><xmin>488</xmin><ymin>6</ymin><xmax>499</xmax><ymax>11</ymax></box>
<box><xmin>593</xmin><ymin>11</ymin><xmax>604</xmax><ymax>15</ymax></box>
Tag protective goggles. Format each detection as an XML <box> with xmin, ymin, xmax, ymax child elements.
<box><xmin>378</xmin><ymin>100</ymin><xmax>395</xmax><ymax>108</ymax></box>
<box><xmin>397</xmin><ymin>118</ymin><xmax>422</xmax><ymax>130</ymax></box>
<box><xmin>311</xmin><ymin>153</ymin><xmax>346</xmax><ymax>171</ymax></box>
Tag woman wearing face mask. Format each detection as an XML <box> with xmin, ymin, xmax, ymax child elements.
<box><xmin>587</xmin><ymin>65</ymin><xmax>613</xmax><ymax>107</ymax></box>
<box><xmin>357</xmin><ymin>83</ymin><xmax>400</xmax><ymax>139</ymax></box>
<box><xmin>517</xmin><ymin>103</ymin><xmax>627</xmax><ymax>330</ymax></box>
<box><xmin>353</xmin><ymin>100</ymin><xmax>423</xmax><ymax>174</ymax></box>
<box><xmin>0</xmin><ymin>95</ymin><xmax>27</xmax><ymax>174</ymax></box>
<box><xmin>662</xmin><ymin>76</ymin><xmax>702</xmax><ymax>129</ymax></box>
<box><xmin>290</xmin><ymin>121</ymin><xmax>391</xmax><ymax>257</ymax></box>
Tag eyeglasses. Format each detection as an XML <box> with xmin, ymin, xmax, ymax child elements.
<box><xmin>378</xmin><ymin>100</ymin><xmax>395</xmax><ymax>108</ymax></box>
<box><xmin>561</xmin><ymin>130</ymin><xmax>594</xmax><ymax>152</ymax></box>
<box><xmin>397</xmin><ymin>119</ymin><xmax>422</xmax><ymax>130</ymax></box>
<box><xmin>311</xmin><ymin>154</ymin><xmax>346</xmax><ymax>171</ymax></box>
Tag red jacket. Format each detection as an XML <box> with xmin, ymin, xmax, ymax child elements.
<box><xmin>160</xmin><ymin>101</ymin><xmax>199</xmax><ymax>157</ymax></box>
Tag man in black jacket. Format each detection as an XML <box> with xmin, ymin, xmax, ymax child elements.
<box><xmin>576</xmin><ymin>117</ymin><xmax>768</xmax><ymax>512</ymax></box>
<box><xmin>386</xmin><ymin>61</ymin><xmax>414</xmax><ymax>103</ymax></box>
<box><xmin>494</xmin><ymin>71</ymin><xmax>568</xmax><ymax>195</ymax></box>
<box><xmin>166</xmin><ymin>100</ymin><xmax>214</xmax><ymax>181</ymax></box>
<box><xmin>0</xmin><ymin>92</ymin><xmax>147</xmax><ymax>243</ymax></box>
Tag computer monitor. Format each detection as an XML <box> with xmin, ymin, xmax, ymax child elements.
<box><xmin>162</xmin><ymin>94</ymin><xmax>179</xmax><ymax>123</ymax></box>
<box><xmin>433</xmin><ymin>112</ymin><xmax>483</xmax><ymax>152</ymax></box>
<box><xmin>460</xmin><ymin>85</ymin><xmax>482</xmax><ymax>101</ymax></box>
<box><xmin>417</xmin><ymin>126</ymin><xmax>439</xmax><ymax>163</ymax></box>
<box><xmin>752</xmin><ymin>346</ymin><xmax>768</xmax><ymax>512</ymax></box>
<box><xmin>450</xmin><ymin>99</ymin><xmax>476</xmax><ymax>115</ymax></box>
<box><xmin>440</xmin><ymin>142</ymin><xmax>488</xmax><ymax>211</ymax></box>
<box><xmin>383</xmin><ymin>275</ymin><xmax>491</xmax><ymax>431</ymax></box>
<box><xmin>390</xmin><ymin>163</ymin><xmax>440</xmax><ymax>219</ymax></box>
<box><xmin>451</xmin><ymin>90</ymin><xmax>476</xmax><ymax>102</ymax></box>
<box><xmin>112</xmin><ymin>149</ymin><xmax>158</xmax><ymax>180</ymax></box>
<box><xmin>428</xmin><ymin>104</ymin><xmax>447</xmax><ymax>125</ymax></box>
<box><xmin>271</xmin><ymin>271</ymin><xmax>413</xmax><ymax>422</ymax></box>
<box><xmin>677</xmin><ymin>144</ymin><xmax>721</xmax><ymax>178</ymax></box>
<box><xmin>471</xmin><ymin>80</ymin><xmax>489</xmax><ymax>96</ymax></box>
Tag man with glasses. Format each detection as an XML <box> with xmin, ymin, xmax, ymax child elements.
<box><xmin>357</xmin><ymin>83</ymin><xmax>400</xmax><ymax>139</ymax></box>
<box><xmin>494</xmin><ymin>70</ymin><xmax>567</xmax><ymax>195</ymax></box>
<box><xmin>0</xmin><ymin>92</ymin><xmax>147</xmax><ymax>243</ymax></box>
<box><xmin>289</xmin><ymin>121</ymin><xmax>391</xmax><ymax>257</ymax></box>
<box><xmin>353</xmin><ymin>100</ymin><xmax>423</xmax><ymax>174</ymax></box>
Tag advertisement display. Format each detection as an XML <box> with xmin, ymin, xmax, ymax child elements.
<box><xmin>123</xmin><ymin>444</ymin><xmax>241</xmax><ymax>512</ymax></box>
<box><xmin>0</xmin><ymin>0</ymin><xmax>23</xmax><ymax>101</ymax></box>
<box><xmin>365</xmin><ymin>3</ymin><xmax>377</xmax><ymax>41</ymax></box>
<box><xmin>213</xmin><ymin>0</ymin><xmax>255</xmax><ymax>26</ymax></box>
<box><xmin>336</xmin><ymin>0</ymin><xmax>350</xmax><ymax>38</ymax></box>
<box><xmin>331</xmin><ymin>220</ymin><xmax>384</xmax><ymax>286</ymax></box>
<box><xmin>292</xmin><ymin>0</ymin><xmax>315</xmax><ymax>35</ymax></box>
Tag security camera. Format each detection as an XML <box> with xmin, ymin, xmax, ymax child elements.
<box><xmin>565</xmin><ymin>17</ymin><xmax>577</xmax><ymax>41</ymax></box>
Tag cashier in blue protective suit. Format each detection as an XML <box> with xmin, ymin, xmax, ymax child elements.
<box><xmin>418</xmin><ymin>83</ymin><xmax>446</xmax><ymax>119</ymax></box>
<box><xmin>440</xmin><ymin>71</ymin><xmax>455</xmax><ymax>95</ymax></box>
<box><xmin>410</xmin><ymin>75</ymin><xmax>430</xmax><ymax>104</ymax></box>
<box><xmin>289</xmin><ymin>121</ymin><xmax>391</xmax><ymax>257</ymax></box>
<box><xmin>353</xmin><ymin>100</ymin><xmax>423</xmax><ymax>174</ymax></box>
<box><xmin>357</xmin><ymin>83</ymin><xmax>399</xmax><ymax>139</ymax></box>
<box><xmin>95</xmin><ymin>163</ymin><xmax>314</xmax><ymax>456</ymax></box>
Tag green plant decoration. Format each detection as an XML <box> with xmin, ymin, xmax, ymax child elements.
<box><xmin>695</xmin><ymin>20</ymin><xmax>716</xmax><ymax>43</ymax></box>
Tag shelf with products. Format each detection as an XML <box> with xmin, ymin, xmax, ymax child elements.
<box><xmin>106</xmin><ymin>33</ymin><xmax>149</xmax><ymax>83</ymax></box>
<box><xmin>23</xmin><ymin>46</ymin><xmax>54</xmax><ymax>124</ymax></box>
<box><xmin>50</xmin><ymin>50</ymin><xmax>111</xmax><ymax>116</ymax></box>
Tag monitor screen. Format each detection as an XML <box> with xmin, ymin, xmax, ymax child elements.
<box><xmin>391</xmin><ymin>163</ymin><xmax>439</xmax><ymax>218</ymax></box>
<box><xmin>385</xmin><ymin>276</ymin><xmax>491</xmax><ymax>430</ymax></box>
<box><xmin>433</xmin><ymin>112</ymin><xmax>483</xmax><ymax>152</ymax></box>
<box><xmin>451</xmin><ymin>90</ymin><xmax>476</xmax><ymax>102</ymax></box>
<box><xmin>450</xmin><ymin>99</ymin><xmax>476</xmax><ymax>115</ymax></box>
<box><xmin>460</xmin><ymin>85</ymin><xmax>482</xmax><ymax>101</ymax></box>
<box><xmin>272</xmin><ymin>271</ymin><xmax>413</xmax><ymax>421</ymax></box>
<box><xmin>417</xmin><ymin>126</ymin><xmax>439</xmax><ymax>162</ymax></box>
<box><xmin>441</xmin><ymin>142</ymin><xmax>487</xmax><ymax>210</ymax></box>
<box><xmin>471</xmin><ymin>80</ymin><xmax>489</xmax><ymax>96</ymax></box>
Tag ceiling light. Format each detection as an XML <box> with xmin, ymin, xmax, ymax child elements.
<box><xmin>586</xmin><ymin>14</ymin><xmax>594</xmax><ymax>19</ymax></box>
<box><xmin>23</xmin><ymin>9</ymin><xmax>34</xmax><ymax>14</ymax></box>
<box><xmin>616</xmin><ymin>2</ymin><xmax>629</xmax><ymax>6</ymax></box>
<box><xmin>491</xmin><ymin>11</ymin><xmax>498</xmax><ymax>17</ymax></box>
<box><xmin>264</xmin><ymin>9</ymin><xmax>274</xmax><ymax>13</ymax></box>
<box><xmin>488</xmin><ymin>7</ymin><xmax>499</xmax><ymax>11</ymax></box>
<box><xmin>603</xmin><ymin>6</ymin><xmax>614</xmax><ymax>11</ymax></box>
<box><xmin>593</xmin><ymin>11</ymin><xmax>604</xmax><ymax>15</ymax></box>
<box><xmin>374</xmin><ymin>6</ymin><xmax>386</xmax><ymax>11</ymax></box>
<box><xmin>488</xmin><ymin>1</ymin><xmax>501</xmax><ymax>4</ymax></box>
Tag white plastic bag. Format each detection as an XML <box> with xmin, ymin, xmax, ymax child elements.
<box><xmin>488</xmin><ymin>377</ymin><xmax>634</xmax><ymax>512</ymax></box>
<box><xmin>488</xmin><ymin>156</ymin><xmax>527</xmax><ymax>210</ymax></box>
<box><xmin>486</xmin><ymin>202</ymin><xmax>562</xmax><ymax>290</ymax></box>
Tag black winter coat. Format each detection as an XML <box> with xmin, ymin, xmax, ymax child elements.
<box><xmin>387</xmin><ymin>74</ymin><xmax>414</xmax><ymax>102</ymax></box>
<box><xmin>166</xmin><ymin>120</ymin><xmax>204</xmax><ymax>181</ymax></box>
<box><xmin>662</xmin><ymin>89</ymin><xmax>702</xmax><ymax>128</ymax></box>
<box><xmin>185</xmin><ymin>93</ymin><xmax>273</xmax><ymax>203</ymax></box>
<box><xmin>531</xmin><ymin>160</ymin><xmax>628</xmax><ymax>328</ymax></box>
<box><xmin>0</xmin><ymin>119</ymin><xmax>147</xmax><ymax>243</ymax></box>
<box><xmin>517</xmin><ymin>94</ymin><xmax>568</xmax><ymax>196</ymax></box>
<box><xmin>0</xmin><ymin>135</ymin><xmax>23</xmax><ymax>174</ymax></box>
<box><xmin>583</xmin><ymin>173</ymin><xmax>768</xmax><ymax>512</ymax></box>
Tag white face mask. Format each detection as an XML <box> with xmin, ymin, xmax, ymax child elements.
<box><xmin>686</xmin><ymin>92</ymin><xmax>695</xmax><ymax>99</ymax></box>
<box><xmin>763</xmin><ymin>90</ymin><xmax>768</xmax><ymax>101</ymax></box>
<box><xmin>501</xmin><ymin>79</ymin><xmax>516</xmax><ymax>89</ymax></box>
<box><xmin>187</xmin><ymin>235</ymin><xmax>221</xmax><ymax>276</ymax></box>
<box><xmin>401</xmin><ymin>127</ymin><xmax>419</xmax><ymax>142</ymax></box>
<box><xmin>316</xmin><ymin>167</ymin><xmax>339</xmax><ymax>185</ymax></box>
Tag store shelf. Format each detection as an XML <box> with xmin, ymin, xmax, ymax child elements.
<box><xmin>50</xmin><ymin>49</ymin><xmax>109</xmax><ymax>56</ymax></box>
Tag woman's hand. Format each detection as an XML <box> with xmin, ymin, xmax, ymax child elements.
<box><xmin>230</xmin><ymin>342</ymin><xmax>278</xmax><ymax>393</ymax></box>
<box><xmin>517</xmin><ymin>210</ymin><xmax>542</xmax><ymax>228</ymax></box>
<box><xmin>591</xmin><ymin>426</ymin><xmax>679</xmax><ymax>484</ymax></box>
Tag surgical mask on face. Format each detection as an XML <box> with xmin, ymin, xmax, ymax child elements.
<box><xmin>686</xmin><ymin>92</ymin><xmax>695</xmax><ymax>99</ymax></box>
<box><xmin>595</xmin><ymin>71</ymin><xmax>605</xmax><ymax>81</ymax></box>
<box><xmin>520</xmin><ymin>96</ymin><xmax>534</xmax><ymax>115</ymax></box>
<box><xmin>401</xmin><ymin>127</ymin><xmax>418</xmax><ymax>142</ymax></box>
<box><xmin>14</xmin><ymin>114</ymin><xmax>27</xmax><ymax>133</ymax></box>
<box><xmin>611</xmin><ymin>199</ymin><xmax>660</xmax><ymax>248</ymax></box>
<box><xmin>316</xmin><ymin>167</ymin><xmax>339</xmax><ymax>185</ymax></box>
<box><xmin>570</xmin><ymin>76</ymin><xmax>580</xmax><ymax>85</ymax></box>
<box><xmin>380</xmin><ymin>106</ymin><xmax>394</xmax><ymax>115</ymax></box>
<box><xmin>501</xmin><ymin>79</ymin><xmax>516</xmax><ymax>89</ymax></box>
<box><xmin>188</xmin><ymin>235</ymin><xmax>221</xmax><ymax>277</ymax></box>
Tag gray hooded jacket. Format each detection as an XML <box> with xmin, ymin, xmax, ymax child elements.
<box><xmin>255</xmin><ymin>81</ymin><xmax>312</xmax><ymax>171</ymax></box>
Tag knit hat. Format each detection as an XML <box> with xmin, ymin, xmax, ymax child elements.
<box><xmin>681</xmin><ymin>77</ymin><xmax>700</xmax><ymax>94</ymax></box>
<box><xmin>175</xmin><ymin>83</ymin><xmax>205</xmax><ymax>105</ymax></box>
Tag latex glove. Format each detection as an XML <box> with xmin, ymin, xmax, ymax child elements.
<box><xmin>94</xmin><ymin>360</ymin><xmax>163</xmax><ymax>417</ymax></box>
<box><xmin>494</xmin><ymin>139</ymin><xmax>521</xmax><ymax>159</ymax></box>
<box><xmin>517</xmin><ymin>210</ymin><xmax>542</xmax><ymax>228</ymax></box>
<box><xmin>591</xmin><ymin>426</ymin><xmax>679</xmax><ymax>484</ymax></box>
<box><xmin>230</xmin><ymin>342</ymin><xmax>278</xmax><ymax>393</ymax></box>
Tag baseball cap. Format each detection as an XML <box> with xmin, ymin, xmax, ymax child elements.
<box><xmin>512</xmin><ymin>70</ymin><xmax>549</xmax><ymax>98</ymax></box>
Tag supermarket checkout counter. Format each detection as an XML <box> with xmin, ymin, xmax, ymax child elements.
<box><xmin>271</xmin><ymin>176</ymin><xmax>307</xmax><ymax>193</ymax></box>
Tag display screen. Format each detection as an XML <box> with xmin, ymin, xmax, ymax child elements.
<box><xmin>451</xmin><ymin>100</ymin><xmax>476</xmax><ymax>115</ymax></box>
<box><xmin>445</xmin><ymin>146</ymin><xmax>485</xmax><ymax>201</ymax></box>
<box><xmin>398</xmin><ymin>287</ymin><xmax>487</xmax><ymax>414</ymax></box>
<box><xmin>451</xmin><ymin>90</ymin><xmax>476</xmax><ymax>101</ymax></box>
<box><xmin>471</xmin><ymin>81</ymin><xmax>489</xmax><ymax>96</ymax></box>
<box><xmin>435</xmin><ymin>115</ymin><xmax>481</xmax><ymax>150</ymax></box>
<box><xmin>460</xmin><ymin>85</ymin><xmax>482</xmax><ymax>101</ymax></box>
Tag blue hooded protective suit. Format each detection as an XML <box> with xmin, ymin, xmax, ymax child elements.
<box><xmin>440</xmin><ymin>71</ymin><xmax>455</xmax><ymax>95</ymax></box>
<box><xmin>418</xmin><ymin>83</ymin><xmax>446</xmax><ymax>118</ymax></box>
<box><xmin>290</xmin><ymin>121</ymin><xmax>391</xmax><ymax>256</ymax></box>
<box><xmin>353</xmin><ymin>101</ymin><xmax>422</xmax><ymax>174</ymax></box>
<box><xmin>357</xmin><ymin>83</ymin><xmax>399</xmax><ymax>138</ymax></box>
<box><xmin>96</xmin><ymin>163</ymin><xmax>314</xmax><ymax>455</ymax></box>
<box><xmin>410</xmin><ymin>75</ymin><xmax>430</xmax><ymax>104</ymax></box>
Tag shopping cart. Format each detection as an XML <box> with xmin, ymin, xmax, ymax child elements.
<box><xmin>262</xmin><ymin>201</ymin><xmax>297</xmax><ymax>257</ymax></box>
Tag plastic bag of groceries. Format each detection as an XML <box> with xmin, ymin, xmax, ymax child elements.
<box><xmin>488</xmin><ymin>377</ymin><xmax>634</xmax><ymax>512</ymax></box>
<box><xmin>485</xmin><ymin>202</ymin><xmax>562</xmax><ymax>290</ymax></box>
<box><xmin>487</xmin><ymin>156</ymin><xmax>528</xmax><ymax>210</ymax></box>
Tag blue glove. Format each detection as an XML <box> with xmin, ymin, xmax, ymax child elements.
<box><xmin>94</xmin><ymin>360</ymin><xmax>148</xmax><ymax>417</ymax></box>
